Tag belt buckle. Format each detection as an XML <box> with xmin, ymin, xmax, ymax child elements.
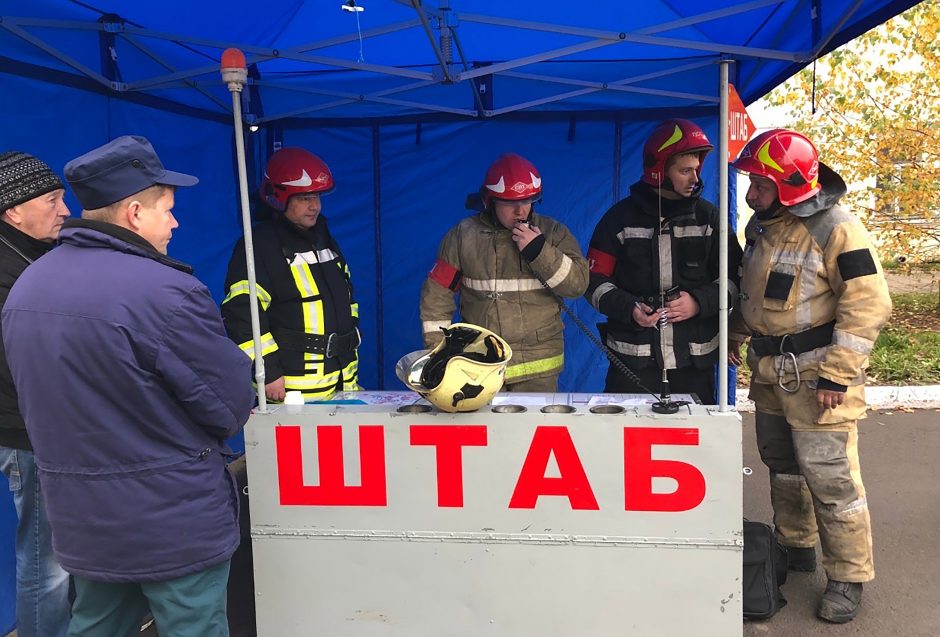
<box><xmin>325</xmin><ymin>329</ymin><xmax>361</xmax><ymax>358</ymax></box>
<box><xmin>325</xmin><ymin>332</ymin><xmax>338</xmax><ymax>358</ymax></box>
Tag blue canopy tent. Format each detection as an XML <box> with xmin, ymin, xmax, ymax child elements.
<box><xmin>0</xmin><ymin>0</ymin><xmax>919</xmax><ymax>630</ymax></box>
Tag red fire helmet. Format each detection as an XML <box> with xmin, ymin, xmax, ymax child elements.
<box><xmin>732</xmin><ymin>129</ymin><xmax>821</xmax><ymax>206</ymax></box>
<box><xmin>480</xmin><ymin>153</ymin><xmax>542</xmax><ymax>207</ymax></box>
<box><xmin>261</xmin><ymin>147</ymin><xmax>335</xmax><ymax>211</ymax></box>
<box><xmin>642</xmin><ymin>119</ymin><xmax>713</xmax><ymax>187</ymax></box>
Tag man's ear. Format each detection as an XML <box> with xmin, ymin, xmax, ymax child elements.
<box><xmin>4</xmin><ymin>206</ymin><xmax>23</xmax><ymax>226</ymax></box>
<box><xmin>125</xmin><ymin>200</ymin><xmax>142</xmax><ymax>229</ymax></box>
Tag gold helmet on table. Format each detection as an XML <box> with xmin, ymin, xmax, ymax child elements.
<box><xmin>397</xmin><ymin>323</ymin><xmax>512</xmax><ymax>413</ymax></box>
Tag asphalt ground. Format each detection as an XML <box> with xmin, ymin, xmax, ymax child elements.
<box><xmin>743</xmin><ymin>408</ymin><xmax>940</xmax><ymax>636</ymax></box>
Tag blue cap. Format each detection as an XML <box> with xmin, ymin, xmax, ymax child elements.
<box><xmin>64</xmin><ymin>135</ymin><xmax>198</xmax><ymax>210</ymax></box>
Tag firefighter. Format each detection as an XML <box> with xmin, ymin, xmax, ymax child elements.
<box><xmin>223</xmin><ymin>148</ymin><xmax>360</xmax><ymax>402</ymax></box>
<box><xmin>420</xmin><ymin>153</ymin><xmax>588</xmax><ymax>392</ymax></box>
<box><xmin>729</xmin><ymin>129</ymin><xmax>892</xmax><ymax>623</ymax></box>
<box><xmin>585</xmin><ymin>118</ymin><xmax>743</xmax><ymax>403</ymax></box>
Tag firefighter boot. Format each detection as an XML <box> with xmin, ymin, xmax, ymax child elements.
<box><xmin>784</xmin><ymin>545</ymin><xmax>817</xmax><ymax>572</ymax></box>
<box><xmin>816</xmin><ymin>580</ymin><xmax>863</xmax><ymax>623</ymax></box>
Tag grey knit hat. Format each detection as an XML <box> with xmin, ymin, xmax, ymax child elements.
<box><xmin>0</xmin><ymin>151</ymin><xmax>65</xmax><ymax>212</ymax></box>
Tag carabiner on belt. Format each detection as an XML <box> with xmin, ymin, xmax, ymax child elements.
<box><xmin>775</xmin><ymin>334</ymin><xmax>801</xmax><ymax>393</ymax></box>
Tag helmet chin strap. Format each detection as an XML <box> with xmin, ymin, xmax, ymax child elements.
<box><xmin>659</xmin><ymin>175</ymin><xmax>678</xmax><ymax>195</ymax></box>
<box><xmin>753</xmin><ymin>199</ymin><xmax>783</xmax><ymax>220</ymax></box>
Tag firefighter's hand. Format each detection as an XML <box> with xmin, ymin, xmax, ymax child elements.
<box><xmin>512</xmin><ymin>222</ymin><xmax>541</xmax><ymax>251</ymax></box>
<box><xmin>816</xmin><ymin>388</ymin><xmax>845</xmax><ymax>410</ymax></box>
<box><xmin>664</xmin><ymin>291</ymin><xmax>700</xmax><ymax>323</ymax></box>
<box><xmin>266</xmin><ymin>377</ymin><xmax>287</xmax><ymax>402</ymax></box>
<box><xmin>632</xmin><ymin>302</ymin><xmax>660</xmax><ymax>328</ymax></box>
<box><xmin>729</xmin><ymin>339</ymin><xmax>744</xmax><ymax>366</ymax></box>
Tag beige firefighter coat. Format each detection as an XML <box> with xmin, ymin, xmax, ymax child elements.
<box><xmin>730</xmin><ymin>198</ymin><xmax>891</xmax><ymax>423</ymax></box>
<box><xmin>420</xmin><ymin>211</ymin><xmax>589</xmax><ymax>385</ymax></box>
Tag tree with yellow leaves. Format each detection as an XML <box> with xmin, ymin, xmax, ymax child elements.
<box><xmin>764</xmin><ymin>2</ymin><xmax>939</xmax><ymax>263</ymax></box>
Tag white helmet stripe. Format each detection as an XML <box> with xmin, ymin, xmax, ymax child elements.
<box><xmin>282</xmin><ymin>169</ymin><xmax>313</xmax><ymax>187</ymax></box>
<box><xmin>484</xmin><ymin>176</ymin><xmax>506</xmax><ymax>194</ymax></box>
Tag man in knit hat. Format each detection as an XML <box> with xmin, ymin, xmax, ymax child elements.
<box><xmin>0</xmin><ymin>151</ymin><xmax>71</xmax><ymax>637</ymax></box>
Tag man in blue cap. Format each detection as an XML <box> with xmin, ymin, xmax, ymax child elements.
<box><xmin>1</xmin><ymin>135</ymin><xmax>254</xmax><ymax>637</ymax></box>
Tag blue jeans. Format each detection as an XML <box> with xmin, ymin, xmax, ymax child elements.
<box><xmin>0</xmin><ymin>446</ymin><xmax>70</xmax><ymax>637</ymax></box>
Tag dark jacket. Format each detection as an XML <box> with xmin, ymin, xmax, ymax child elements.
<box><xmin>1</xmin><ymin>220</ymin><xmax>254</xmax><ymax>583</ymax></box>
<box><xmin>222</xmin><ymin>214</ymin><xmax>359</xmax><ymax>399</ymax></box>
<box><xmin>585</xmin><ymin>181</ymin><xmax>743</xmax><ymax>371</ymax></box>
<box><xmin>0</xmin><ymin>221</ymin><xmax>53</xmax><ymax>450</ymax></box>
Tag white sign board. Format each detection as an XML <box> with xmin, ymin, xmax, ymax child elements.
<box><xmin>244</xmin><ymin>393</ymin><xmax>743</xmax><ymax>636</ymax></box>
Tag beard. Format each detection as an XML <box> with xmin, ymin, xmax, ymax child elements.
<box><xmin>748</xmin><ymin>198</ymin><xmax>782</xmax><ymax>220</ymax></box>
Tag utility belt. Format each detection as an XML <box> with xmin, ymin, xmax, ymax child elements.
<box><xmin>750</xmin><ymin>320</ymin><xmax>835</xmax><ymax>358</ymax></box>
<box><xmin>273</xmin><ymin>327</ymin><xmax>361</xmax><ymax>358</ymax></box>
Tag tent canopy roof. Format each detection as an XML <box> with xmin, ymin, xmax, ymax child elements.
<box><xmin>0</xmin><ymin>0</ymin><xmax>920</xmax><ymax>125</ymax></box>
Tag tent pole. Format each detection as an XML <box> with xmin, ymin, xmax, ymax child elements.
<box><xmin>718</xmin><ymin>59</ymin><xmax>730</xmax><ymax>412</ymax></box>
<box><xmin>222</xmin><ymin>48</ymin><xmax>267</xmax><ymax>413</ymax></box>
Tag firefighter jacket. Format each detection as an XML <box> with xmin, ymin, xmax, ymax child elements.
<box><xmin>586</xmin><ymin>181</ymin><xmax>742</xmax><ymax>371</ymax></box>
<box><xmin>729</xmin><ymin>164</ymin><xmax>892</xmax><ymax>392</ymax></box>
<box><xmin>222</xmin><ymin>214</ymin><xmax>360</xmax><ymax>400</ymax></box>
<box><xmin>420</xmin><ymin>210</ymin><xmax>589</xmax><ymax>385</ymax></box>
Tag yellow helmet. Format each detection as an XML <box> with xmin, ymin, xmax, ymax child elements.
<box><xmin>397</xmin><ymin>323</ymin><xmax>512</xmax><ymax>412</ymax></box>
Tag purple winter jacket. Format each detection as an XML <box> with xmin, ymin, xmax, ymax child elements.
<box><xmin>1</xmin><ymin>220</ymin><xmax>254</xmax><ymax>583</ymax></box>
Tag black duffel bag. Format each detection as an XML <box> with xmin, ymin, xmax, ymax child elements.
<box><xmin>743</xmin><ymin>519</ymin><xmax>788</xmax><ymax>620</ymax></box>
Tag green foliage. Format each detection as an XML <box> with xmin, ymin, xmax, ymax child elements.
<box><xmin>861</xmin><ymin>292</ymin><xmax>940</xmax><ymax>384</ymax></box>
<box><xmin>889</xmin><ymin>291</ymin><xmax>940</xmax><ymax>314</ymax></box>
<box><xmin>765</xmin><ymin>3</ymin><xmax>940</xmax><ymax>263</ymax></box>
<box><xmin>869</xmin><ymin>328</ymin><xmax>940</xmax><ymax>385</ymax></box>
